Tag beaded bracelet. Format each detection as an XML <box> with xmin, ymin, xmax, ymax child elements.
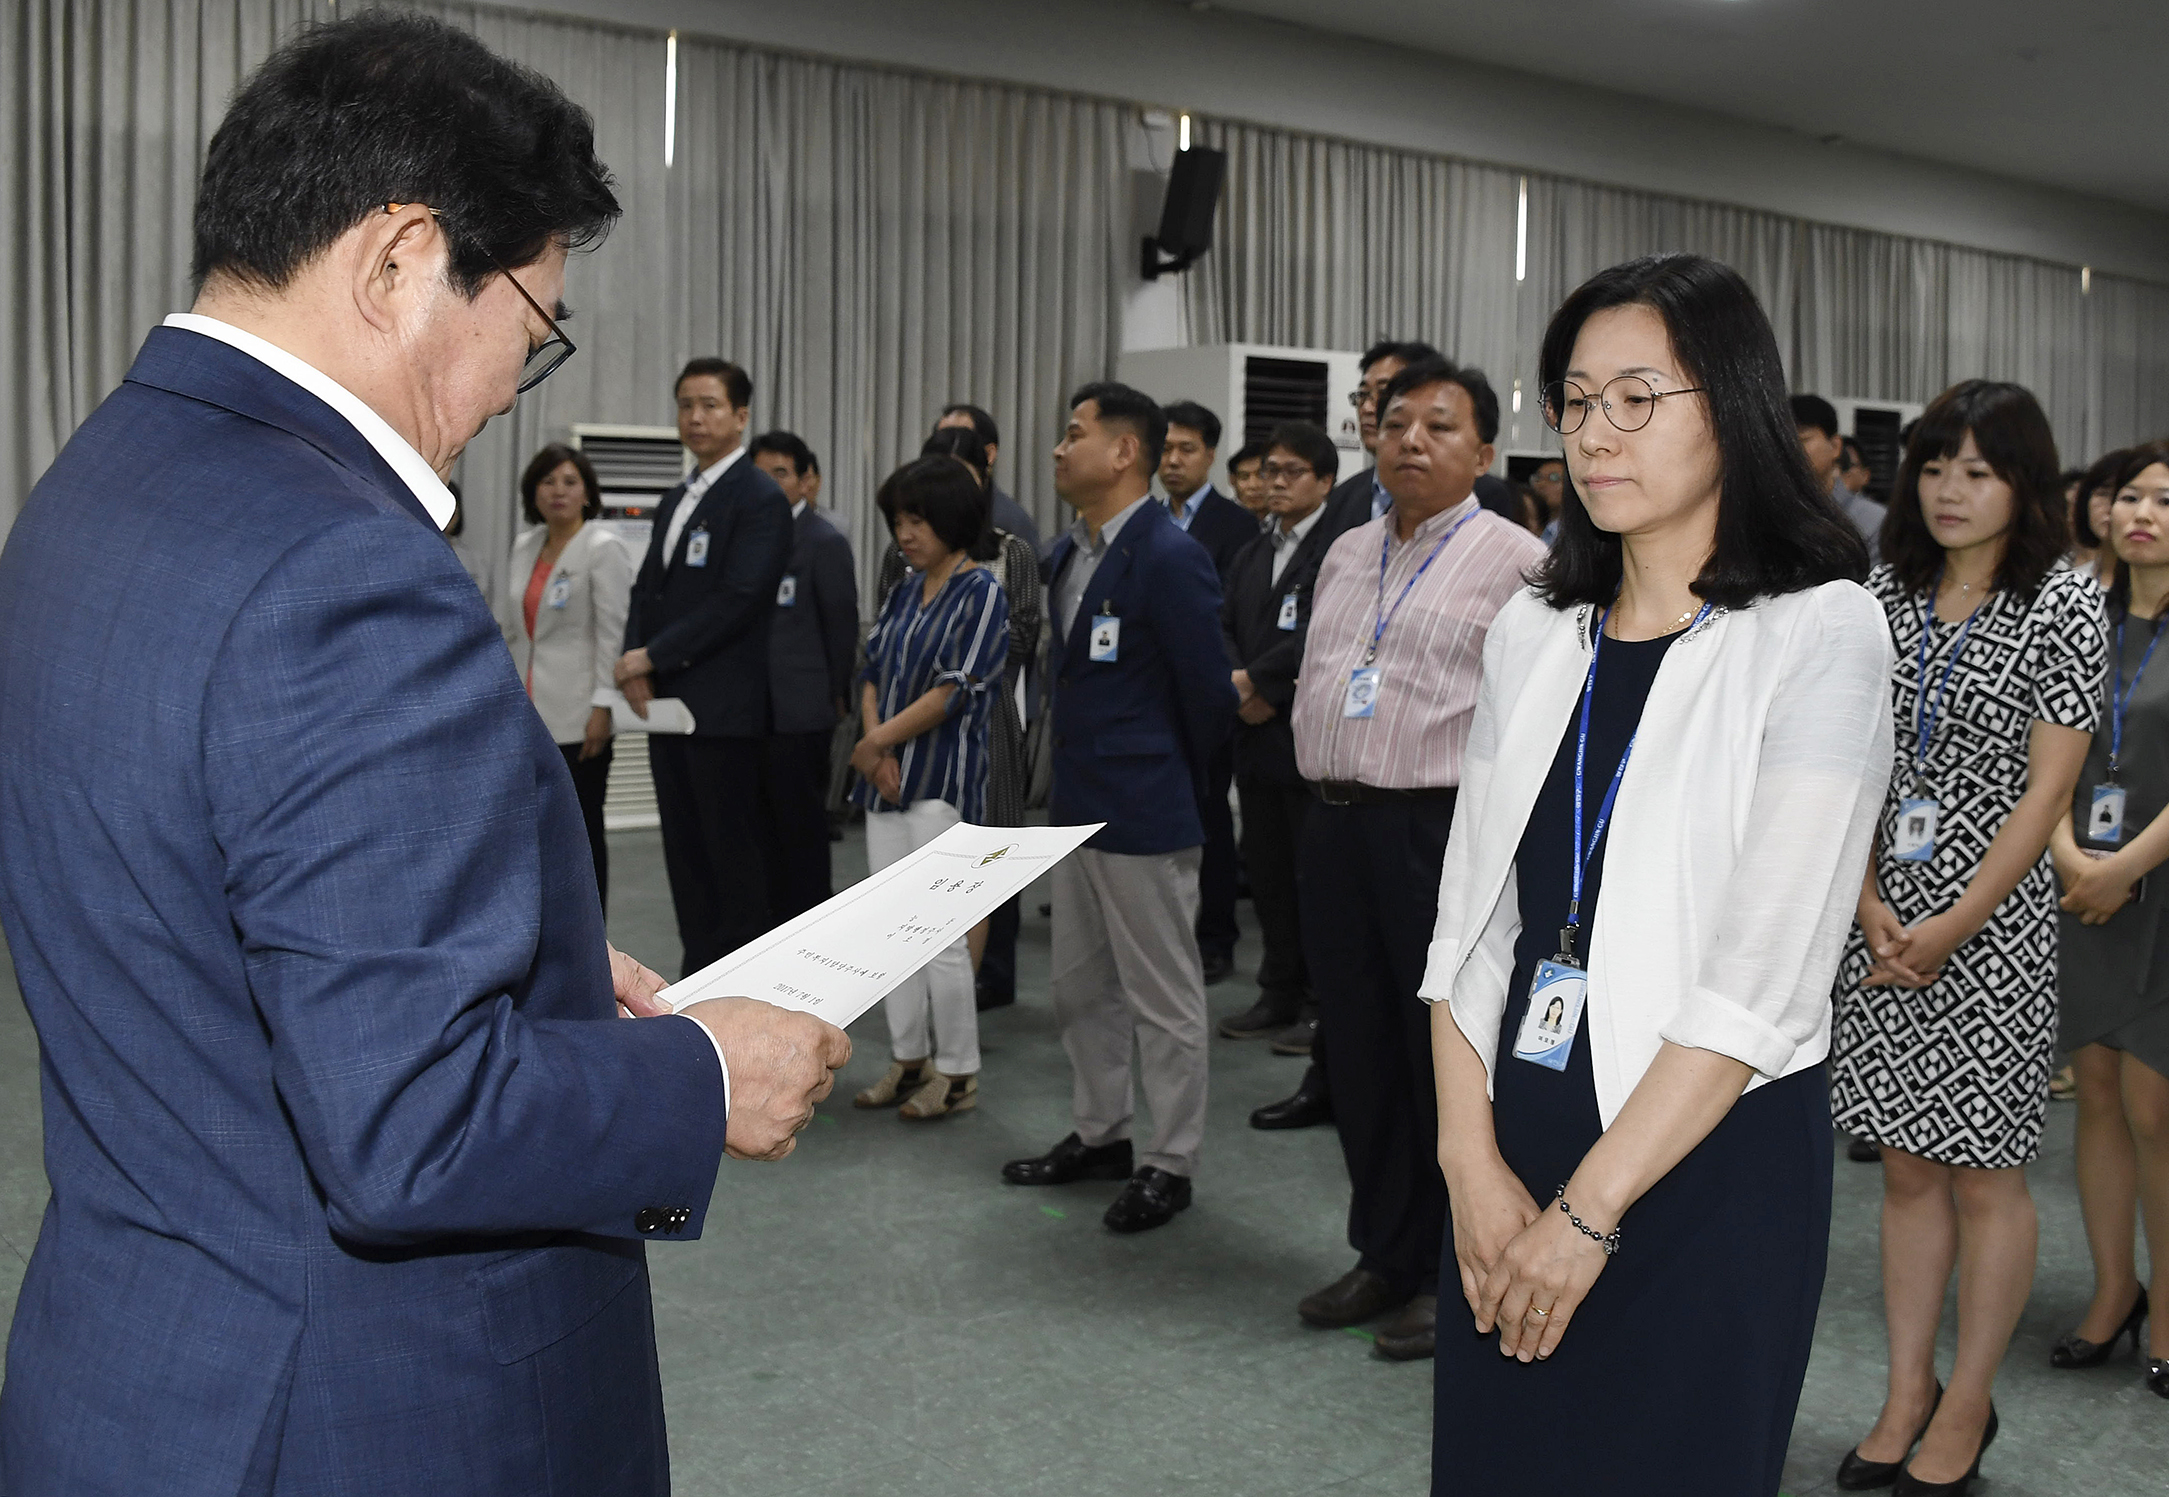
<box><xmin>1553</xmin><ymin>1185</ymin><xmax>1622</xmax><ymax>1257</ymax></box>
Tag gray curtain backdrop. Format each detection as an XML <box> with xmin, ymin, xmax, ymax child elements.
<box><xmin>1188</xmin><ymin>115</ymin><xmax>2169</xmax><ymax>464</ymax></box>
<box><xmin>9</xmin><ymin>0</ymin><xmax>2167</xmax><ymax>591</ymax></box>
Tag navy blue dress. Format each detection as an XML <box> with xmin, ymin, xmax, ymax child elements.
<box><xmin>1433</xmin><ymin>631</ymin><xmax>1833</xmax><ymax>1496</ymax></box>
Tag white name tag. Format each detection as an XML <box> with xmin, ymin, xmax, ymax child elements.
<box><xmin>1342</xmin><ymin>666</ymin><xmax>1381</xmax><ymax>718</ymax></box>
<box><xmin>1277</xmin><ymin>591</ymin><xmax>1300</xmax><ymax>631</ymax></box>
<box><xmin>777</xmin><ymin>574</ymin><xmax>798</xmax><ymax>608</ymax></box>
<box><xmin>686</xmin><ymin>530</ymin><xmax>710</xmax><ymax>568</ymax></box>
<box><xmin>1089</xmin><ymin>615</ymin><xmax>1120</xmax><ymax>663</ymax></box>
<box><xmin>1892</xmin><ymin>797</ymin><xmax>1939</xmax><ymax>862</ymax></box>
<box><xmin>544</xmin><ymin>574</ymin><xmax>571</xmax><ymax>610</ymax></box>
<box><xmin>2090</xmin><ymin>783</ymin><xmax>2128</xmax><ymax>843</ymax></box>
<box><xmin>1513</xmin><ymin>958</ymin><xmax>1588</xmax><ymax>1070</ymax></box>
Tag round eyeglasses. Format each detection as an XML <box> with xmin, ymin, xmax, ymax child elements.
<box><xmin>1542</xmin><ymin>376</ymin><xmax>1705</xmax><ymax>435</ymax></box>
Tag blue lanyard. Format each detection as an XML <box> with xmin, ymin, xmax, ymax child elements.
<box><xmin>2108</xmin><ymin>613</ymin><xmax>2166</xmax><ymax>779</ymax></box>
<box><xmin>1911</xmin><ymin>572</ymin><xmax>1983</xmax><ymax>794</ymax></box>
<box><xmin>1365</xmin><ymin>506</ymin><xmax>1478</xmax><ymax>665</ymax></box>
<box><xmin>1560</xmin><ymin>601</ymin><xmax>1711</xmax><ymax>963</ymax></box>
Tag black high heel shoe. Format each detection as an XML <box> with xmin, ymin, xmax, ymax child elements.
<box><xmin>2051</xmin><ymin>1287</ymin><xmax>2148</xmax><ymax>1368</ymax></box>
<box><xmin>2147</xmin><ymin>1358</ymin><xmax>2169</xmax><ymax>1400</ymax></box>
<box><xmin>1836</xmin><ymin>1382</ymin><xmax>1942</xmax><ymax>1491</ymax></box>
<box><xmin>1893</xmin><ymin>1401</ymin><xmax>1998</xmax><ymax>1497</ymax></box>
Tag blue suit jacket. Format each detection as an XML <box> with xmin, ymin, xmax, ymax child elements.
<box><xmin>1043</xmin><ymin>498</ymin><xmax>1237</xmax><ymax>855</ymax></box>
<box><xmin>0</xmin><ymin>328</ymin><xmax>728</xmax><ymax>1497</ymax></box>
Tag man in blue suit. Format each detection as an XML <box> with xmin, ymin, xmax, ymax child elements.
<box><xmin>1000</xmin><ymin>384</ymin><xmax>1237</xmax><ymax>1233</ymax></box>
<box><xmin>0</xmin><ymin>17</ymin><xmax>847</xmax><ymax>1495</ymax></box>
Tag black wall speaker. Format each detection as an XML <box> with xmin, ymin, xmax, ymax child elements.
<box><xmin>1143</xmin><ymin>145</ymin><xmax>1226</xmax><ymax>280</ymax></box>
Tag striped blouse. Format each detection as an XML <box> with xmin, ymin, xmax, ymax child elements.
<box><xmin>851</xmin><ymin>562</ymin><xmax>1010</xmax><ymax>823</ymax></box>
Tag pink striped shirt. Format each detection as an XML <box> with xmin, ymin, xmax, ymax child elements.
<box><xmin>1292</xmin><ymin>497</ymin><xmax>1546</xmax><ymax>789</ymax></box>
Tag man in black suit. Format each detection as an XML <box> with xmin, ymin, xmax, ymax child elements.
<box><xmin>1218</xmin><ymin>423</ymin><xmax>1340</xmax><ymax>1062</ymax></box>
<box><xmin>749</xmin><ymin>430</ymin><xmax>858</xmax><ymax>928</ymax></box>
<box><xmin>934</xmin><ymin>403</ymin><xmax>1041</xmax><ymax>554</ymax></box>
<box><xmin>1160</xmin><ymin>400</ymin><xmax>1257</xmax><ymax>986</ymax></box>
<box><xmin>617</xmin><ymin>358</ymin><xmax>793</xmax><ymax>975</ymax></box>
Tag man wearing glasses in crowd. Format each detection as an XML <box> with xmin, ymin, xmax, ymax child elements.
<box><xmin>0</xmin><ymin>15</ymin><xmax>846</xmax><ymax>1494</ymax></box>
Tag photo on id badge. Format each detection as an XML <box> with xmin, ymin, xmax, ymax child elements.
<box><xmin>1514</xmin><ymin>959</ymin><xmax>1586</xmax><ymax>1071</ymax></box>
<box><xmin>2090</xmin><ymin>783</ymin><xmax>2127</xmax><ymax>843</ymax></box>
<box><xmin>1089</xmin><ymin>615</ymin><xmax>1120</xmax><ymax>663</ymax></box>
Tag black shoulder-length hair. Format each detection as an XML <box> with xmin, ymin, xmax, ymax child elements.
<box><xmin>1531</xmin><ymin>254</ymin><xmax>1867</xmax><ymax>611</ymax></box>
<box><xmin>2102</xmin><ymin>440</ymin><xmax>2169</xmax><ymax>613</ymax></box>
<box><xmin>519</xmin><ymin>442</ymin><xmax>601</xmax><ymax>524</ymax></box>
<box><xmin>1880</xmin><ymin>380</ymin><xmax>2067</xmax><ymax>600</ymax></box>
<box><xmin>2072</xmin><ymin>446</ymin><xmax>2133</xmax><ymax>550</ymax></box>
<box><xmin>877</xmin><ymin>456</ymin><xmax>991</xmax><ymax>559</ymax></box>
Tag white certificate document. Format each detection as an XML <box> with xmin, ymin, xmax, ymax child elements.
<box><xmin>659</xmin><ymin>821</ymin><xmax>1104</xmax><ymax>1026</ymax></box>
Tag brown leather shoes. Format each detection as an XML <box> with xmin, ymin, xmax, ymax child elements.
<box><xmin>1298</xmin><ymin>1267</ymin><xmax>1410</xmax><ymax>1329</ymax></box>
<box><xmin>1372</xmin><ymin>1294</ymin><xmax>1437</xmax><ymax>1361</ymax></box>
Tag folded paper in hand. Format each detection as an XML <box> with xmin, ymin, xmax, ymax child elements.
<box><xmin>609</xmin><ymin>694</ymin><xmax>696</xmax><ymax>735</ymax></box>
<box><xmin>660</xmin><ymin>821</ymin><xmax>1104</xmax><ymax>1026</ymax></box>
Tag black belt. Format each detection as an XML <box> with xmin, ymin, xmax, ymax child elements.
<box><xmin>1311</xmin><ymin>780</ymin><xmax>1456</xmax><ymax>807</ymax></box>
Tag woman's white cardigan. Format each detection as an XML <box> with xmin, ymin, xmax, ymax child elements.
<box><xmin>1418</xmin><ymin>581</ymin><xmax>1894</xmax><ymax>1128</ymax></box>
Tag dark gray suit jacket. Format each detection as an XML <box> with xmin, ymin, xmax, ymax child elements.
<box><xmin>768</xmin><ymin>504</ymin><xmax>859</xmax><ymax>735</ymax></box>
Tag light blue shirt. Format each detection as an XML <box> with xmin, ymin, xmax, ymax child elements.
<box><xmin>1370</xmin><ymin>474</ymin><xmax>1391</xmax><ymax>522</ymax></box>
<box><xmin>1166</xmin><ymin>482</ymin><xmax>1217</xmax><ymax>532</ymax></box>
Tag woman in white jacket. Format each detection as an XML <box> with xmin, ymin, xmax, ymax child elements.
<box><xmin>495</xmin><ymin>444</ymin><xmax>632</xmax><ymax>910</ymax></box>
<box><xmin>1421</xmin><ymin>254</ymin><xmax>1890</xmax><ymax>1495</ymax></box>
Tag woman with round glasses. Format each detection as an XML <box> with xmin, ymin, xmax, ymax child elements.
<box><xmin>1422</xmin><ymin>253</ymin><xmax>1883</xmax><ymax>1495</ymax></box>
<box><xmin>1830</xmin><ymin>381</ymin><xmax>2105</xmax><ymax>1494</ymax></box>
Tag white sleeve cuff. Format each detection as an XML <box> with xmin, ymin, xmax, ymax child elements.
<box><xmin>676</xmin><ymin>1012</ymin><xmax>732</xmax><ymax>1120</ymax></box>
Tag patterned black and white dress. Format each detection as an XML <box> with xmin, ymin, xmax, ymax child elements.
<box><xmin>1831</xmin><ymin>565</ymin><xmax>2107</xmax><ymax>1168</ymax></box>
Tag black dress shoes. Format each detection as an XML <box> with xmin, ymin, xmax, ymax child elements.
<box><xmin>1218</xmin><ymin>997</ymin><xmax>1297</xmax><ymax>1039</ymax></box>
<box><xmin>1373</xmin><ymin>1294</ymin><xmax>1437</xmax><ymax>1361</ymax></box>
<box><xmin>1104</xmin><ymin>1167</ymin><xmax>1191</xmax><ymax>1233</ymax></box>
<box><xmin>1001</xmin><ymin>1133</ymin><xmax>1134</xmax><ymax>1187</ymax></box>
<box><xmin>1299</xmin><ymin>1267</ymin><xmax>1410</xmax><ymax>1329</ymax></box>
<box><xmin>1270</xmin><ymin>1013</ymin><xmax>1318</xmax><ymax>1056</ymax></box>
<box><xmin>1201</xmin><ymin>949</ymin><xmax>1236</xmax><ymax>985</ymax></box>
<box><xmin>2050</xmin><ymin>1287</ymin><xmax>2146</xmax><ymax>1367</ymax></box>
<box><xmin>1836</xmin><ymin>1383</ymin><xmax>1941</xmax><ymax>1491</ymax></box>
<box><xmin>1250</xmin><ymin>1065</ymin><xmax>1333</xmax><ymax>1130</ymax></box>
<box><xmin>1892</xmin><ymin>1401</ymin><xmax>1996</xmax><ymax>1497</ymax></box>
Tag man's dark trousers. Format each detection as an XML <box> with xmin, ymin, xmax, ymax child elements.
<box><xmin>1197</xmin><ymin>744</ymin><xmax>1240</xmax><ymax>962</ymax></box>
<box><xmin>651</xmin><ymin>735</ymin><xmax>770</xmax><ymax>976</ymax></box>
<box><xmin>1237</xmin><ymin>774</ymin><xmax>1310</xmax><ymax>1009</ymax></box>
<box><xmin>760</xmin><ymin>728</ymin><xmax>836</xmax><ymax>927</ymax></box>
<box><xmin>1297</xmin><ymin>791</ymin><xmax>1456</xmax><ymax>1296</ymax></box>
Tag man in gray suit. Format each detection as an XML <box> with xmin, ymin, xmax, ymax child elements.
<box><xmin>751</xmin><ymin>431</ymin><xmax>859</xmax><ymax>926</ymax></box>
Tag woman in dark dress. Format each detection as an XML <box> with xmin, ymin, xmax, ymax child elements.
<box><xmin>1420</xmin><ymin>254</ymin><xmax>1890</xmax><ymax>1495</ymax></box>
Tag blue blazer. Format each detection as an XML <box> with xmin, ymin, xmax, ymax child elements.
<box><xmin>1043</xmin><ymin>498</ymin><xmax>1238</xmax><ymax>855</ymax></box>
<box><xmin>0</xmin><ymin>327</ymin><xmax>727</xmax><ymax>1497</ymax></box>
<box><xmin>623</xmin><ymin>457</ymin><xmax>793</xmax><ymax>738</ymax></box>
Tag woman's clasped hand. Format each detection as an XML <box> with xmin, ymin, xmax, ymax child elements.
<box><xmin>1447</xmin><ymin>1159</ymin><xmax>1613</xmax><ymax>1362</ymax></box>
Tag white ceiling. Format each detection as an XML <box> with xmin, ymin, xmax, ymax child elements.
<box><xmin>1204</xmin><ymin>0</ymin><xmax>2169</xmax><ymax>213</ymax></box>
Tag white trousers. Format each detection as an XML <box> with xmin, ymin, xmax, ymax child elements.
<box><xmin>862</xmin><ymin>798</ymin><xmax>981</xmax><ymax>1076</ymax></box>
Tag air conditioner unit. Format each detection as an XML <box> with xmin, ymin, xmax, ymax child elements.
<box><xmin>1115</xmin><ymin>343</ymin><xmax>1366</xmax><ymax>487</ymax></box>
<box><xmin>571</xmin><ymin>422</ymin><xmax>687</xmax><ymax>521</ymax></box>
<box><xmin>1832</xmin><ymin>398</ymin><xmax>1925</xmax><ymax>503</ymax></box>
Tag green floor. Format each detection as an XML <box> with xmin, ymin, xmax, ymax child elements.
<box><xmin>1</xmin><ymin>825</ymin><xmax>2161</xmax><ymax>1493</ymax></box>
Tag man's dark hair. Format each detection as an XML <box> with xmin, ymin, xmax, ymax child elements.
<box><xmin>1069</xmin><ymin>381</ymin><xmax>1168</xmax><ymax>472</ymax></box>
<box><xmin>519</xmin><ymin>443</ymin><xmax>601</xmax><ymax>525</ymax></box>
<box><xmin>938</xmin><ymin>404</ymin><xmax>1000</xmax><ymax>450</ymax></box>
<box><xmin>1265</xmin><ymin>422</ymin><xmax>1339</xmax><ymax>481</ymax></box>
<box><xmin>1360</xmin><ymin>338</ymin><xmax>1443</xmax><ymax>373</ymax></box>
<box><xmin>922</xmin><ymin>427</ymin><xmax>991</xmax><ymax>485</ymax></box>
<box><xmin>748</xmin><ymin>430</ymin><xmax>816</xmax><ymax>479</ymax></box>
<box><xmin>677</xmin><ymin>357</ymin><xmax>752</xmax><ymax>409</ymax></box>
<box><xmin>1789</xmin><ymin>394</ymin><xmax>1840</xmax><ymax>439</ymax></box>
<box><xmin>193</xmin><ymin>13</ymin><xmax>619</xmax><ymax>296</ymax></box>
<box><xmin>1162</xmin><ymin>400</ymin><xmax>1223</xmax><ymax>451</ymax></box>
<box><xmin>876</xmin><ymin>455</ymin><xmax>991</xmax><ymax>557</ymax></box>
<box><xmin>1882</xmin><ymin>379</ymin><xmax>2068</xmax><ymax>600</ymax></box>
<box><xmin>1379</xmin><ymin>356</ymin><xmax>1503</xmax><ymax>446</ymax></box>
<box><xmin>1532</xmin><ymin>254</ymin><xmax>1868</xmax><ymax>611</ymax></box>
<box><xmin>1226</xmin><ymin>440</ymin><xmax>1268</xmax><ymax>474</ymax></box>
<box><xmin>2073</xmin><ymin>447</ymin><xmax>2133</xmax><ymax>548</ymax></box>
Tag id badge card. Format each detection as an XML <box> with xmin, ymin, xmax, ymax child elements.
<box><xmin>685</xmin><ymin>529</ymin><xmax>711</xmax><ymax>568</ymax></box>
<box><xmin>777</xmin><ymin>574</ymin><xmax>798</xmax><ymax>607</ymax></box>
<box><xmin>1277</xmin><ymin>592</ymin><xmax>1300</xmax><ymax>631</ymax></box>
<box><xmin>1089</xmin><ymin>615</ymin><xmax>1120</xmax><ymax>663</ymax></box>
<box><xmin>1513</xmin><ymin>958</ymin><xmax>1588</xmax><ymax>1071</ymax></box>
<box><xmin>544</xmin><ymin>574</ymin><xmax>572</xmax><ymax>610</ymax></box>
<box><xmin>1342</xmin><ymin>666</ymin><xmax>1381</xmax><ymax>719</ymax></box>
<box><xmin>2089</xmin><ymin>783</ymin><xmax>2128</xmax><ymax>843</ymax></box>
<box><xmin>1892</xmin><ymin>797</ymin><xmax>1939</xmax><ymax>862</ymax></box>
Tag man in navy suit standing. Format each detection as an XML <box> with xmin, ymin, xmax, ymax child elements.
<box><xmin>0</xmin><ymin>16</ymin><xmax>847</xmax><ymax>1495</ymax></box>
<box><xmin>1001</xmin><ymin>384</ymin><xmax>1237</xmax><ymax>1233</ymax></box>
<box><xmin>618</xmin><ymin>359</ymin><xmax>795</xmax><ymax>975</ymax></box>
<box><xmin>1157</xmin><ymin>400</ymin><xmax>1256</xmax><ymax>987</ymax></box>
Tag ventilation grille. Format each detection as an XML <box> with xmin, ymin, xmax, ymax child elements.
<box><xmin>1850</xmin><ymin>407</ymin><xmax>1904</xmax><ymax>503</ymax></box>
<box><xmin>1242</xmin><ymin>356</ymin><xmax>1329</xmax><ymax>448</ymax></box>
<box><xmin>572</xmin><ymin>426</ymin><xmax>686</xmax><ymax>519</ymax></box>
<box><xmin>602</xmin><ymin>732</ymin><xmax>660</xmax><ymax>831</ymax></box>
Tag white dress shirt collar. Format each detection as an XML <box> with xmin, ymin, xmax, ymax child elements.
<box><xmin>661</xmin><ymin>445</ymin><xmax>746</xmax><ymax>567</ymax></box>
<box><xmin>1269</xmin><ymin>503</ymin><xmax>1325</xmax><ymax>583</ymax></box>
<box><xmin>162</xmin><ymin>313</ymin><xmax>456</xmax><ymax>530</ymax></box>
